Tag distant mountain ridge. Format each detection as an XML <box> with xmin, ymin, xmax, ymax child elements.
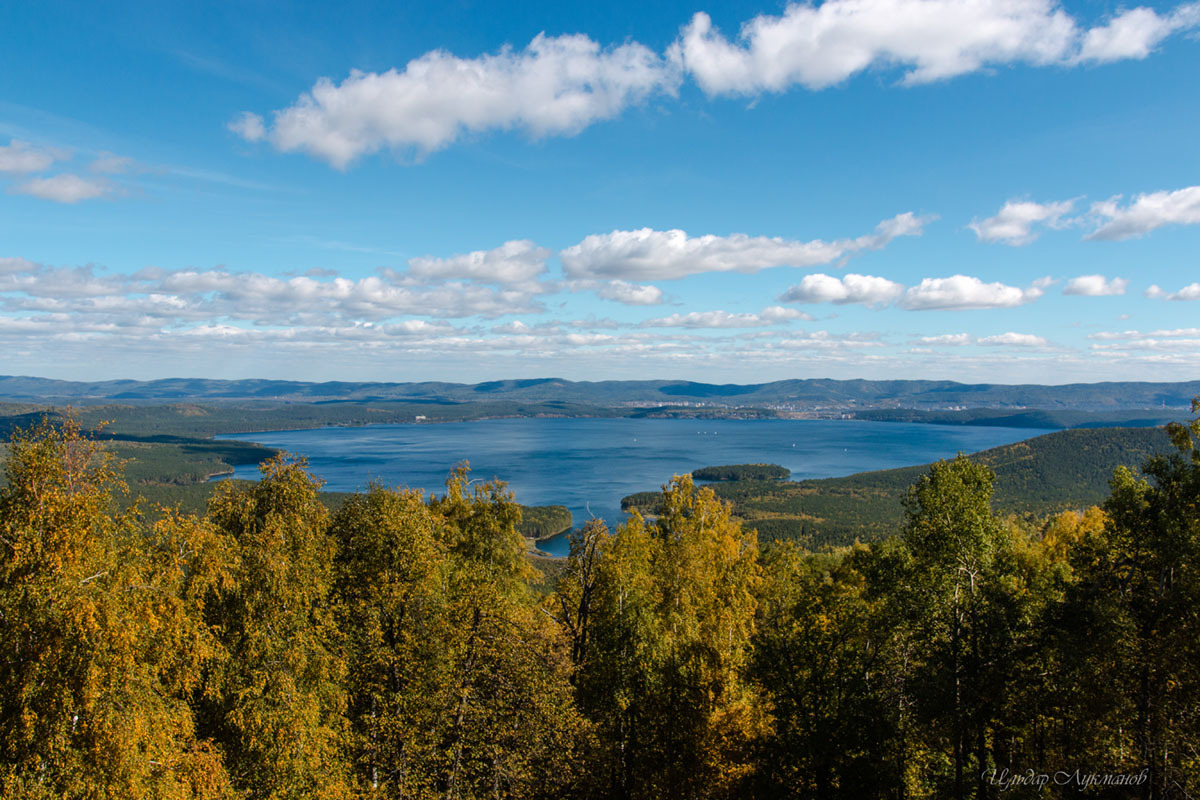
<box><xmin>1</xmin><ymin>374</ymin><xmax>1197</xmax><ymax>411</ymax></box>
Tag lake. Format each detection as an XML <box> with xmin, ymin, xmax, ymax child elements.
<box><xmin>214</xmin><ymin>417</ymin><xmax>1045</xmax><ymax>556</ymax></box>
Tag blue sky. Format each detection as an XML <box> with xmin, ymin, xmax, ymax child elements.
<box><xmin>1</xmin><ymin>0</ymin><xmax>1198</xmax><ymax>384</ymax></box>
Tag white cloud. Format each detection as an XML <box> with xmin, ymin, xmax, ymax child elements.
<box><xmin>1088</xmin><ymin>186</ymin><xmax>1200</xmax><ymax>240</ymax></box>
<box><xmin>969</xmin><ymin>199</ymin><xmax>1076</xmax><ymax>245</ymax></box>
<box><xmin>671</xmin><ymin>0</ymin><xmax>1198</xmax><ymax>96</ymax></box>
<box><xmin>561</xmin><ymin>212</ymin><xmax>930</xmax><ymax>281</ymax></box>
<box><xmin>228</xmin><ymin>111</ymin><xmax>267</xmax><ymax>142</ymax></box>
<box><xmin>590</xmin><ymin>280</ymin><xmax>665</xmax><ymax>305</ymax></box>
<box><xmin>777</xmin><ymin>272</ymin><xmax>904</xmax><ymax>306</ymax></box>
<box><xmin>1063</xmin><ymin>274</ymin><xmax>1127</xmax><ymax>296</ymax></box>
<box><xmin>0</xmin><ymin>264</ymin><xmax>127</xmax><ymax>298</ymax></box>
<box><xmin>11</xmin><ymin>174</ymin><xmax>111</xmax><ymax>204</ymax></box>
<box><xmin>224</xmin><ymin>3</ymin><xmax>1200</xmax><ymax>170</ymax></box>
<box><xmin>1076</xmin><ymin>3</ymin><xmax>1200</xmax><ymax>63</ymax></box>
<box><xmin>1145</xmin><ymin>282</ymin><xmax>1200</xmax><ymax>301</ymax></box>
<box><xmin>0</xmin><ymin>258</ymin><xmax>546</xmax><ymax>321</ymax></box>
<box><xmin>1090</xmin><ymin>328</ymin><xmax>1200</xmax><ymax>340</ymax></box>
<box><xmin>918</xmin><ymin>333</ymin><xmax>972</xmax><ymax>345</ymax></box>
<box><xmin>0</xmin><ymin>139</ymin><xmax>67</xmax><ymax>173</ymax></box>
<box><xmin>914</xmin><ymin>331</ymin><xmax>1047</xmax><ymax>346</ymax></box>
<box><xmin>779</xmin><ymin>273</ymin><xmax>1053</xmax><ymax>310</ymax></box>
<box><xmin>0</xmin><ymin>257</ymin><xmax>37</xmax><ymax>275</ymax></box>
<box><xmin>1090</xmin><ymin>328</ymin><xmax>1200</xmax><ymax>355</ymax></box>
<box><xmin>405</xmin><ymin>239</ymin><xmax>551</xmax><ymax>286</ymax></box>
<box><xmin>766</xmin><ymin>331</ymin><xmax>885</xmax><ymax>350</ymax></box>
<box><xmin>978</xmin><ymin>332</ymin><xmax>1049</xmax><ymax>346</ymax></box>
<box><xmin>239</xmin><ymin>34</ymin><xmax>678</xmax><ymax>168</ymax></box>
<box><xmin>900</xmin><ymin>275</ymin><xmax>1050</xmax><ymax>310</ymax></box>
<box><xmin>760</xmin><ymin>305</ymin><xmax>814</xmax><ymax>322</ymax></box>
<box><xmin>491</xmin><ymin>320</ymin><xmax>535</xmax><ymax>334</ymax></box>
<box><xmin>642</xmin><ymin>306</ymin><xmax>812</xmax><ymax>328</ymax></box>
<box><xmin>672</xmin><ymin>1</ymin><xmax>1081</xmax><ymax>93</ymax></box>
<box><xmin>1091</xmin><ymin>336</ymin><xmax>1200</xmax><ymax>352</ymax></box>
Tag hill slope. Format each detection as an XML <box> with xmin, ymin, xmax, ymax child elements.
<box><xmin>623</xmin><ymin>426</ymin><xmax>1174</xmax><ymax>548</ymax></box>
<box><xmin>1</xmin><ymin>374</ymin><xmax>1197</xmax><ymax>412</ymax></box>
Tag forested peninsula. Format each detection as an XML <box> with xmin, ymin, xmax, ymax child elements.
<box><xmin>2</xmin><ymin>406</ymin><xmax>1199</xmax><ymax>798</ymax></box>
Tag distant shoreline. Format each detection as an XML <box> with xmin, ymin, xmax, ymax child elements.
<box><xmin>201</xmin><ymin>404</ymin><xmax>1186</xmax><ymax>445</ymax></box>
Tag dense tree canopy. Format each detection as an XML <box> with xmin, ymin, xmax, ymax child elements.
<box><xmin>1</xmin><ymin>410</ymin><xmax>1198</xmax><ymax>798</ymax></box>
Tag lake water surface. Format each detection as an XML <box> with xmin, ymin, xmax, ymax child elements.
<box><xmin>215</xmin><ymin>418</ymin><xmax>1045</xmax><ymax>557</ymax></box>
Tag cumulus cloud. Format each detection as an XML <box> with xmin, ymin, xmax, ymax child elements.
<box><xmin>405</xmin><ymin>239</ymin><xmax>551</xmax><ymax>286</ymax></box>
<box><xmin>1076</xmin><ymin>3</ymin><xmax>1200</xmax><ymax>63</ymax></box>
<box><xmin>0</xmin><ymin>139</ymin><xmax>68</xmax><ymax>173</ymax></box>
<box><xmin>561</xmin><ymin>212</ymin><xmax>930</xmax><ymax>281</ymax></box>
<box><xmin>642</xmin><ymin>306</ymin><xmax>812</xmax><ymax>328</ymax></box>
<box><xmin>777</xmin><ymin>272</ymin><xmax>904</xmax><ymax>306</ymax></box>
<box><xmin>760</xmin><ymin>305</ymin><xmax>815</xmax><ymax>322</ymax></box>
<box><xmin>969</xmin><ymin>199</ymin><xmax>1076</xmax><ymax>245</ymax></box>
<box><xmin>225</xmin><ymin>2</ymin><xmax>1200</xmax><ymax>168</ymax></box>
<box><xmin>11</xmin><ymin>173</ymin><xmax>111</xmax><ymax>204</ymax></box>
<box><xmin>1145</xmin><ymin>282</ymin><xmax>1200</xmax><ymax>301</ymax></box>
<box><xmin>236</xmin><ymin>34</ymin><xmax>678</xmax><ymax>168</ymax></box>
<box><xmin>589</xmin><ymin>280</ymin><xmax>665</xmax><ymax>305</ymax></box>
<box><xmin>977</xmin><ymin>332</ymin><xmax>1049</xmax><ymax>346</ymax></box>
<box><xmin>671</xmin><ymin>0</ymin><xmax>1199</xmax><ymax>96</ymax></box>
<box><xmin>0</xmin><ymin>257</ymin><xmax>37</xmax><ymax>275</ymax></box>
<box><xmin>228</xmin><ymin>111</ymin><xmax>267</xmax><ymax>142</ymax></box>
<box><xmin>900</xmin><ymin>275</ymin><xmax>1050</xmax><ymax>310</ymax></box>
<box><xmin>776</xmin><ymin>273</ymin><xmax>1050</xmax><ymax>311</ymax></box>
<box><xmin>1087</xmin><ymin>185</ymin><xmax>1200</xmax><ymax>240</ymax></box>
<box><xmin>1063</xmin><ymin>274</ymin><xmax>1127</xmax><ymax>296</ymax></box>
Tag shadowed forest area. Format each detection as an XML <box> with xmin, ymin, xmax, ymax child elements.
<box><xmin>1</xmin><ymin>408</ymin><xmax>1198</xmax><ymax>799</ymax></box>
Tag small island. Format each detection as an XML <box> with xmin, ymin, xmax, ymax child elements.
<box><xmin>516</xmin><ymin>504</ymin><xmax>573</xmax><ymax>540</ymax></box>
<box><xmin>692</xmin><ymin>463</ymin><xmax>790</xmax><ymax>481</ymax></box>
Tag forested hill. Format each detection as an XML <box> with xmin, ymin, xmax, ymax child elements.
<box><xmin>625</xmin><ymin>426</ymin><xmax>1175</xmax><ymax>548</ymax></box>
<box><xmin>1</xmin><ymin>374</ymin><xmax>1198</xmax><ymax>412</ymax></box>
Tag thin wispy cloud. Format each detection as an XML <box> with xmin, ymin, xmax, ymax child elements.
<box><xmin>977</xmin><ymin>332</ymin><xmax>1049</xmax><ymax>346</ymax></box>
<box><xmin>11</xmin><ymin>173</ymin><xmax>112</xmax><ymax>203</ymax></box>
<box><xmin>1090</xmin><ymin>327</ymin><xmax>1200</xmax><ymax>340</ymax></box>
<box><xmin>89</xmin><ymin>153</ymin><xmax>138</xmax><ymax>174</ymax></box>
<box><xmin>0</xmin><ymin>139</ymin><xmax>68</xmax><ymax>173</ymax></box>
<box><xmin>918</xmin><ymin>333</ymin><xmax>972</xmax><ymax>346</ymax></box>
<box><xmin>641</xmin><ymin>306</ymin><xmax>812</xmax><ymax>328</ymax></box>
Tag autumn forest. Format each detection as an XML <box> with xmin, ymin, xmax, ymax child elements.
<box><xmin>2</xmin><ymin>408</ymin><xmax>1199</xmax><ymax>799</ymax></box>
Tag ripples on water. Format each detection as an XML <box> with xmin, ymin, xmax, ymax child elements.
<box><xmin>216</xmin><ymin>417</ymin><xmax>1044</xmax><ymax>557</ymax></box>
